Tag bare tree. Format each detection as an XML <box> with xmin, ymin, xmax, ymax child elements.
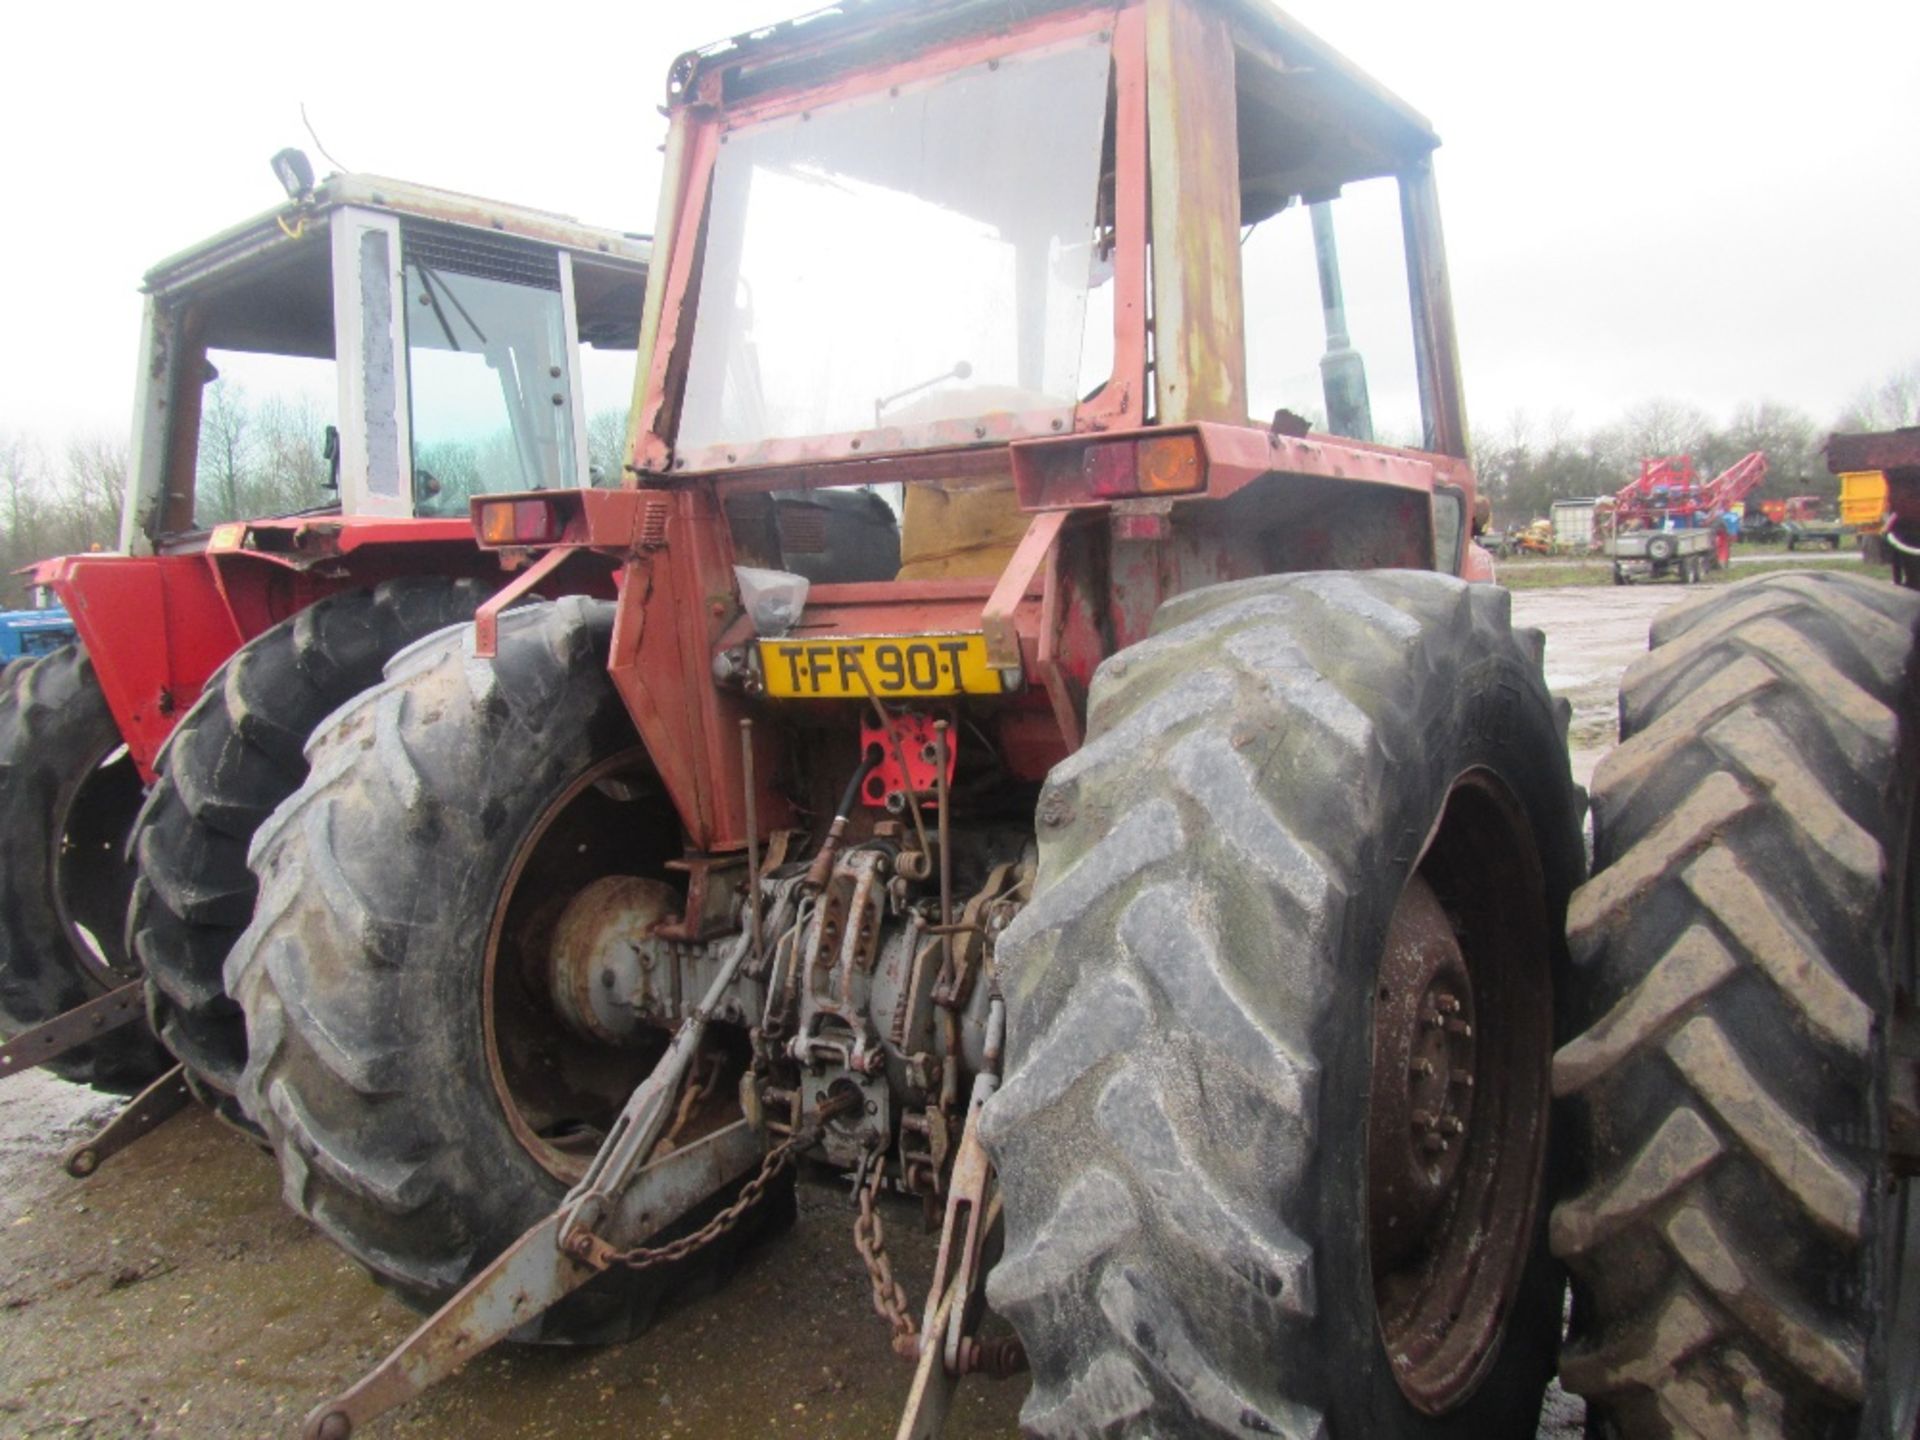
<box><xmin>1699</xmin><ymin>400</ymin><xmax>1820</xmax><ymax>497</ymax></box>
<box><xmin>198</xmin><ymin>379</ymin><xmax>253</xmax><ymax>523</ymax></box>
<box><xmin>56</xmin><ymin>432</ymin><xmax>128</xmax><ymax>551</ymax></box>
<box><xmin>1838</xmin><ymin>360</ymin><xmax>1920</xmax><ymax>432</ymax></box>
<box><xmin>586</xmin><ymin>408</ymin><xmax>628</xmax><ymax>486</ymax></box>
<box><xmin>0</xmin><ymin>432</ymin><xmax>48</xmax><ymax>602</ymax></box>
<box><xmin>1473</xmin><ymin>409</ymin><xmax>1616</xmax><ymax>524</ymax></box>
<box><xmin>253</xmin><ymin>395</ymin><xmax>333</xmax><ymax>515</ymax></box>
<box><xmin>1591</xmin><ymin>397</ymin><xmax>1715</xmax><ymax>478</ymax></box>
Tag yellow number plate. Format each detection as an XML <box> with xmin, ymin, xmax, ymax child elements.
<box><xmin>759</xmin><ymin>634</ymin><xmax>1005</xmax><ymax>700</ymax></box>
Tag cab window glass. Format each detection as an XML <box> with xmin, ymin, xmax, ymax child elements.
<box><xmin>401</xmin><ymin>222</ymin><xmax>577</xmax><ymax>515</ymax></box>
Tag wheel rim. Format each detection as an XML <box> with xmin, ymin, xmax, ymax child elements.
<box><xmin>482</xmin><ymin>749</ymin><xmax>679</xmax><ymax>1184</ymax></box>
<box><xmin>51</xmin><ymin>739</ymin><xmax>141</xmax><ymax>986</ymax></box>
<box><xmin>1368</xmin><ymin>769</ymin><xmax>1553</xmax><ymax>1414</ymax></box>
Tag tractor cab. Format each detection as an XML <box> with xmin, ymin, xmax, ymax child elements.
<box><xmin>624</xmin><ymin>0</ymin><xmax>1475</xmax><ymax>586</ymax></box>
<box><xmin>121</xmin><ymin>166</ymin><xmax>650</xmax><ymax>551</ymax></box>
<box><xmin>468</xmin><ymin>0</ymin><xmax>1486</xmax><ymax>853</ymax></box>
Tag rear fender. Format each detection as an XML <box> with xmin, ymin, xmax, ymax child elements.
<box><xmin>35</xmin><ymin>553</ymin><xmax>243</xmax><ymax>781</ymax></box>
<box><xmin>37</xmin><ymin>533</ymin><xmax>526</xmax><ymax>780</ymax></box>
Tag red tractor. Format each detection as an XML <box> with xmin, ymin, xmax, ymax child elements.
<box><xmin>218</xmin><ymin>4</ymin><xmax>1912</xmax><ymax>1438</ymax></box>
<box><xmin>0</xmin><ymin>167</ymin><xmax>650</xmax><ymax>1147</ymax></box>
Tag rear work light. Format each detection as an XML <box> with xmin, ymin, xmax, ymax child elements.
<box><xmin>477</xmin><ymin>497</ymin><xmax>564</xmax><ymax>547</ymax></box>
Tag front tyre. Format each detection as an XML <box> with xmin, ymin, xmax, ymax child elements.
<box><xmin>0</xmin><ymin>645</ymin><xmax>164</xmax><ymax>1089</ymax></box>
<box><xmin>1554</xmin><ymin>571</ymin><xmax>1920</xmax><ymax>1437</ymax></box>
<box><xmin>981</xmin><ymin>572</ymin><xmax>1584</xmax><ymax>1436</ymax></box>
<box><xmin>230</xmin><ymin>599</ymin><xmax>774</xmax><ymax>1341</ymax></box>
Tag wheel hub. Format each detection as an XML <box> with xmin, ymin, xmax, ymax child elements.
<box><xmin>482</xmin><ymin>748</ymin><xmax>679</xmax><ymax>1184</ymax></box>
<box><xmin>1366</xmin><ymin>771</ymin><xmax>1553</xmax><ymax>1416</ymax></box>
<box><xmin>547</xmin><ymin>875</ymin><xmax>680</xmax><ymax>1046</ymax></box>
<box><xmin>1369</xmin><ymin>874</ymin><xmax>1477</xmax><ymax>1268</ymax></box>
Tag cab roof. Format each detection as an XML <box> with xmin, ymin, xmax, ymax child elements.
<box><xmin>669</xmin><ymin>0</ymin><xmax>1438</xmax><ymax>163</ymax></box>
<box><xmin>143</xmin><ymin>172</ymin><xmax>650</xmax><ymax>300</ymax></box>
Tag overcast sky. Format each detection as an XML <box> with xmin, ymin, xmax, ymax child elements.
<box><xmin>2</xmin><ymin>0</ymin><xmax>1913</xmax><ymax>451</ymax></box>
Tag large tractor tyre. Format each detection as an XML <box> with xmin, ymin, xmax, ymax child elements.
<box><xmin>981</xmin><ymin>572</ymin><xmax>1585</xmax><ymax>1437</ymax></box>
<box><xmin>129</xmin><ymin>577</ymin><xmax>489</xmax><ymax>1126</ymax></box>
<box><xmin>0</xmin><ymin>645</ymin><xmax>165</xmax><ymax>1090</ymax></box>
<box><xmin>229</xmin><ymin>599</ymin><xmax>782</xmax><ymax>1342</ymax></box>
<box><xmin>1553</xmin><ymin>570</ymin><xmax>1920</xmax><ymax>1437</ymax></box>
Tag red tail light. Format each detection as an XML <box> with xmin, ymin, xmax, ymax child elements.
<box><xmin>476</xmin><ymin>497</ymin><xmax>563</xmax><ymax>547</ymax></box>
<box><xmin>1014</xmin><ymin>431</ymin><xmax>1209</xmax><ymax>508</ymax></box>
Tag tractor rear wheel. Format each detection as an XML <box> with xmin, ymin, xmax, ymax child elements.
<box><xmin>229</xmin><ymin>599</ymin><xmax>779</xmax><ymax>1340</ymax></box>
<box><xmin>128</xmin><ymin>577</ymin><xmax>487</xmax><ymax>1128</ymax></box>
<box><xmin>1554</xmin><ymin>570</ymin><xmax>1920</xmax><ymax>1437</ymax></box>
<box><xmin>981</xmin><ymin>572</ymin><xmax>1584</xmax><ymax>1436</ymax></box>
<box><xmin>0</xmin><ymin>645</ymin><xmax>165</xmax><ymax>1090</ymax></box>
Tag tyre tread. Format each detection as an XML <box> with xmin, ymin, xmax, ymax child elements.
<box><xmin>1554</xmin><ymin>572</ymin><xmax>1920</xmax><ymax>1432</ymax></box>
<box><xmin>131</xmin><ymin>578</ymin><xmax>486</xmax><ymax>1110</ymax></box>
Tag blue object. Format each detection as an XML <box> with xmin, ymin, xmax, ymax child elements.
<box><xmin>0</xmin><ymin>606</ymin><xmax>77</xmax><ymax>664</ymax></box>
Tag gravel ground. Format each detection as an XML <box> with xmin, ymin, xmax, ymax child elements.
<box><xmin>0</xmin><ymin>582</ymin><xmax>1689</xmax><ymax>1439</ymax></box>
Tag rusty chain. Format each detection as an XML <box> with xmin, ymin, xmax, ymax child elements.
<box><xmin>571</xmin><ymin>1122</ymin><xmax>812</xmax><ymax>1274</ymax></box>
<box><xmin>854</xmin><ymin>1158</ymin><xmax>923</xmax><ymax>1360</ymax></box>
<box><xmin>656</xmin><ymin>1053</ymin><xmax>724</xmax><ymax>1156</ymax></box>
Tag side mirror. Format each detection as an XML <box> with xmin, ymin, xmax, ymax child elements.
<box><xmin>322</xmin><ymin>425</ymin><xmax>341</xmax><ymax>491</ymax></box>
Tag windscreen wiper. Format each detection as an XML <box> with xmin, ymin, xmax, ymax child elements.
<box><xmin>411</xmin><ymin>264</ymin><xmax>490</xmax><ymax>351</ymax></box>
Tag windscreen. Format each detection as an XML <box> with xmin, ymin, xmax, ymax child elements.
<box><xmin>401</xmin><ymin>222</ymin><xmax>578</xmax><ymax>515</ymax></box>
<box><xmin>677</xmin><ymin>30</ymin><xmax>1114</xmax><ymax>465</ymax></box>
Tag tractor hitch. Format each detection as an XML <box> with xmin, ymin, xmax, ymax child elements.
<box><xmin>0</xmin><ymin>979</ymin><xmax>146</xmax><ymax>1080</ymax></box>
<box><xmin>301</xmin><ymin>1119</ymin><xmax>770</xmax><ymax>1440</ymax></box>
<box><xmin>63</xmin><ymin>1063</ymin><xmax>192</xmax><ymax>1177</ymax></box>
<box><xmin>0</xmin><ymin>982</ymin><xmax>192</xmax><ymax>1177</ymax></box>
<box><xmin>893</xmin><ymin>999</ymin><xmax>1025</xmax><ymax>1440</ymax></box>
<box><xmin>301</xmin><ymin>890</ymin><xmax>811</xmax><ymax>1438</ymax></box>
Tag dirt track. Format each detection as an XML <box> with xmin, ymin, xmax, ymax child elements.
<box><xmin>0</xmin><ymin>583</ymin><xmax>1676</xmax><ymax>1439</ymax></box>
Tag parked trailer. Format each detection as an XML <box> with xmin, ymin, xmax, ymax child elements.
<box><xmin>1785</xmin><ymin>518</ymin><xmax>1848</xmax><ymax>550</ymax></box>
<box><xmin>1608</xmin><ymin>526</ymin><xmax>1713</xmax><ymax>584</ymax></box>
